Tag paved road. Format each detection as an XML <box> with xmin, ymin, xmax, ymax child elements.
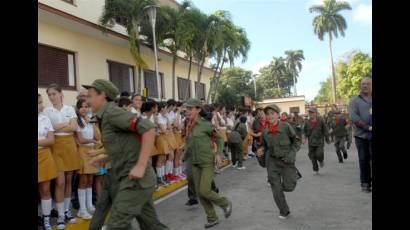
<box><xmin>139</xmin><ymin>143</ymin><xmax>372</xmax><ymax>230</ymax></box>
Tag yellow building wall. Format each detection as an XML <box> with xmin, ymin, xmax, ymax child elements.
<box><xmin>38</xmin><ymin>20</ymin><xmax>213</xmax><ymax>107</ymax></box>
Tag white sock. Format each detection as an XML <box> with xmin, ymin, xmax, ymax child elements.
<box><xmin>248</xmin><ymin>146</ymin><xmax>253</xmax><ymax>154</ymax></box>
<box><xmin>64</xmin><ymin>197</ymin><xmax>71</xmax><ymax>212</ymax></box>
<box><xmin>173</xmin><ymin>167</ymin><xmax>178</xmax><ymax>176</ymax></box>
<box><xmin>156</xmin><ymin>167</ymin><xmax>162</xmax><ymax>178</ymax></box>
<box><xmin>41</xmin><ymin>199</ymin><xmax>52</xmax><ymax>216</ymax></box>
<box><xmin>78</xmin><ymin>189</ymin><xmax>86</xmax><ymax>211</ymax></box>
<box><xmin>56</xmin><ymin>202</ymin><xmax>65</xmax><ymax>217</ymax></box>
<box><xmin>86</xmin><ymin>188</ymin><xmax>94</xmax><ymax>209</ymax></box>
<box><xmin>161</xmin><ymin>166</ymin><xmax>165</xmax><ymax>177</ymax></box>
<box><xmin>179</xmin><ymin>166</ymin><xmax>183</xmax><ymax>175</ymax></box>
<box><xmin>166</xmin><ymin>161</ymin><xmax>172</xmax><ymax>175</ymax></box>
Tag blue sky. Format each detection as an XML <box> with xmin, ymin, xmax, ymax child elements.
<box><xmin>176</xmin><ymin>0</ymin><xmax>372</xmax><ymax>101</ymax></box>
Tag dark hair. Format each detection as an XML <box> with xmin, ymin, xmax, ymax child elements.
<box><xmin>141</xmin><ymin>100</ymin><xmax>158</xmax><ymax>113</ymax></box>
<box><xmin>166</xmin><ymin>99</ymin><xmax>177</xmax><ymax>107</ymax></box>
<box><xmin>157</xmin><ymin>102</ymin><xmax>167</xmax><ymax>112</ymax></box>
<box><xmin>76</xmin><ymin>99</ymin><xmax>87</xmax><ymax>128</ymax></box>
<box><xmin>46</xmin><ymin>84</ymin><xmax>62</xmax><ymax>94</ymax></box>
<box><xmin>132</xmin><ymin>93</ymin><xmax>146</xmax><ymax>102</ymax></box>
<box><xmin>200</xmin><ymin>104</ymin><xmax>212</xmax><ymax>121</ymax></box>
<box><xmin>240</xmin><ymin>116</ymin><xmax>247</xmax><ymax>123</ymax></box>
<box><xmin>176</xmin><ymin>101</ymin><xmax>183</xmax><ymax>107</ymax></box>
<box><xmin>120</xmin><ymin>91</ymin><xmax>130</xmax><ymax>97</ymax></box>
<box><xmin>118</xmin><ymin>97</ymin><xmax>132</xmax><ymax>108</ymax></box>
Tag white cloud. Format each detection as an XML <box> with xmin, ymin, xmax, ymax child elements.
<box><xmin>353</xmin><ymin>4</ymin><xmax>372</xmax><ymax>25</ymax></box>
<box><xmin>250</xmin><ymin>60</ymin><xmax>271</xmax><ymax>75</ymax></box>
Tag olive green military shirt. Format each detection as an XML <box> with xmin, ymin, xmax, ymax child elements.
<box><xmin>260</xmin><ymin>121</ymin><xmax>299</xmax><ymax>163</ymax></box>
<box><xmin>331</xmin><ymin>117</ymin><xmax>348</xmax><ymax>137</ymax></box>
<box><xmin>303</xmin><ymin>117</ymin><xmax>330</xmax><ymax>146</ymax></box>
<box><xmin>183</xmin><ymin>117</ymin><xmax>220</xmax><ymax>167</ymax></box>
<box><xmin>289</xmin><ymin>115</ymin><xmax>304</xmax><ymax>136</ymax></box>
<box><xmin>228</xmin><ymin>122</ymin><xmax>248</xmax><ymax>144</ymax></box>
<box><xmin>95</xmin><ymin>102</ymin><xmax>156</xmax><ymax>188</ymax></box>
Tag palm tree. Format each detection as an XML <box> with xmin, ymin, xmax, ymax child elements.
<box><xmin>99</xmin><ymin>0</ymin><xmax>154</xmax><ymax>94</ymax></box>
<box><xmin>285</xmin><ymin>50</ymin><xmax>304</xmax><ymax>96</ymax></box>
<box><xmin>157</xmin><ymin>1</ymin><xmax>194</xmax><ymax>99</ymax></box>
<box><xmin>309</xmin><ymin>0</ymin><xmax>351</xmax><ymax>102</ymax></box>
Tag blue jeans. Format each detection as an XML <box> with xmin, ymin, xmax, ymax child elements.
<box><xmin>355</xmin><ymin>137</ymin><xmax>372</xmax><ymax>187</ymax></box>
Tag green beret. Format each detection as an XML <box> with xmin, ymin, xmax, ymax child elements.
<box><xmin>182</xmin><ymin>98</ymin><xmax>203</xmax><ymax>108</ymax></box>
<box><xmin>308</xmin><ymin>107</ymin><xmax>318</xmax><ymax>113</ymax></box>
<box><xmin>82</xmin><ymin>79</ymin><xmax>119</xmax><ymax>101</ymax></box>
<box><xmin>264</xmin><ymin>104</ymin><xmax>281</xmax><ymax>114</ymax></box>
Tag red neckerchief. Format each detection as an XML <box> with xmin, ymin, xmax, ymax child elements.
<box><xmin>267</xmin><ymin>120</ymin><xmax>279</xmax><ymax>135</ymax></box>
<box><xmin>129</xmin><ymin>115</ymin><xmax>142</xmax><ymax>143</ymax></box>
<box><xmin>334</xmin><ymin>117</ymin><xmax>340</xmax><ymax>125</ymax></box>
<box><xmin>186</xmin><ymin>118</ymin><xmax>197</xmax><ymax>135</ymax></box>
<box><xmin>309</xmin><ymin>118</ymin><xmax>318</xmax><ymax>129</ymax></box>
<box><xmin>280</xmin><ymin>117</ymin><xmax>287</xmax><ymax>122</ymax></box>
<box><xmin>258</xmin><ymin>117</ymin><xmax>268</xmax><ymax>133</ymax></box>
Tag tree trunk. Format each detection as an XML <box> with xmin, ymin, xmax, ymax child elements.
<box><xmin>293</xmin><ymin>73</ymin><xmax>297</xmax><ymax>96</ymax></box>
<box><xmin>329</xmin><ymin>34</ymin><xmax>337</xmax><ymax>103</ymax></box>
<box><xmin>211</xmin><ymin>51</ymin><xmax>227</xmax><ymax>102</ymax></box>
<box><xmin>172</xmin><ymin>53</ymin><xmax>177</xmax><ymax>100</ymax></box>
<box><xmin>184</xmin><ymin>55</ymin><xmax>193</xmax><ymax>101</ymax></box>
<box><xmin>206</xmin><ymin>54</ymin><xmax>222</xmax><ymax>104</ymax></box>
<box><xmin>196</xmin><ymin>56</ymin><xmax>206</xmax><ymax>99</ymax></box>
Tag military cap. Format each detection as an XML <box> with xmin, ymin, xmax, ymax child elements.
<box><xmin>82</xmin><ymin>79</ymin><xmax>119</xmax><ymax>101</ymax></box>
<box><xmin>182</xmin><ymin>98</ymin><xmax>203</xmax><ymax>108</ymax></box>
<box><xmin>264</xmin><ymin>104</ymin><xmax>281</xmax><ymax>114</ymax></box>
<box><xmin>308</xmin><ymin>107</ymin><xmax>318</xmax><ymax>113</ymax></box>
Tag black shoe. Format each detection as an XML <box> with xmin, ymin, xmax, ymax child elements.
<box><xmin>296</xmin><ymin>169</ymin><xmax>302</xmax><ymax>180</ymax></box>
<box><xmin>223</xmin><ymin>201</ymin><xmax>232</xmax><ymax>218</ymax></box>
<box><xmin>338</xmin><ymin>159</ymin><xmax>344</xmax><ymax>163</ymax></box>
<box><xmin>50</xmin><ymin>209</ymin><xmax>59</xmax><ymax>218</ymax></box>
<box><xmin>361</xmin><ymin>184</ymin><xmax>372</xmax><ymax>193</ymax></box>
<box><xmin>343</xmin><ymin>152</ymin><xmax>348</xmax><ymax>159</ymax></box>
<box><xmin>185</xmin><ymin>199</ymin><xmax>199</xmax><ymax>206</ymax></box>
<box><xmin>279</xmin><ymin>211</ymin><xmax>290</xmax><ymax>219</ymax></box>
<box><xmin>204</xmin><ymin>220</ymin><xmax>219</xmax><ymax>228</ymax></box>
<box><xmin>212</xmin><ymin>187</ymin><xmax>219</xmax><ymax>194</ymax></box>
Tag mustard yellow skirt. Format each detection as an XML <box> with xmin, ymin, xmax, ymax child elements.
<box><xmin>165</xmin><ymin>132</ymin><xmax>178</xmax><ymax>150</ymax></box>
<box><xmin>155</xmin><ymin>134</ymin><xmax>171</xmax><ymax>155</ymax></box>
<box><xmin>38</xmin><ymin>147</ymin><xmax>58</xmax><ymax>183</ymax></box>
<box><xmin>150</xmin><ymin>144</ymin><xmax>160</xmax><ymax>156</ymax></box>
<box><xmin>174</xmin><ymin>132</ymin><xmax>184</xmax><ymax>149</ymax></box>
<box><xmin>51</xmin><ymin>135</ymin><xmax>81</xmax><ymax>172</ymax></box>
<box><xmin>77</xmin><ymin>145</ymin><xmax>99</xmax><ymax>175</ymax></box>
<box><xmin>218</xmin><ymin>129</ymin><xmax>228</xmax><ymax>143</ymax></box>
<box><xmin>243</xmin><ymin>133</ymin><xmax>253</xmax><ymax>155</ymax></box>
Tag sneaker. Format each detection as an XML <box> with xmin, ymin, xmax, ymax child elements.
<box><xmin>279</xmin><ymin>211</ymin><xmax>290</xmax><ymax>219</ymax></box>
<box><xmin>223</xmin><ymin>201</ymin><xmax>232</xmax><ymax>218</ymax></box>
<box><xmin>237</xmin><ymin>166</ymin><xmax>246</xmax><ymax>170</ymax></box>
<box><xmin>204</xmin><ymin>220</ymin><xmax>219</xmax><ymax>228</ymax></box>
<box><xmin>77</xmin><ymin>209</ymin><xmax>92</xmax><ymax>220</ymax></box>
<box><xmin>42</xmin><ymin>215</ymin><xmax>52</xmax><ymax>230</ymax></box>
<box><xmin>166</xmin><ymin>174</ymin><xmax>178</xmax><ymax>183</ymax></box>
<box><xmin>361</xmin><ymin>185</ymin><xmax>372</xmax><ymax>193</ymax></box>
<box><xmin>185</xmin><ymin>199</ymin><xmax>199</xmax><ymax>206</ymax></box>
<box><xmin>161</xmin><ymin>176</ymin><xmax>170</xmax><ymax>185</ymax></box>
<box><xmin>65</xmin><ymin>210</ymin><xmax>77</xmax><ymax>224</ymax></box>
<box><xmin>319</xmin><ymin>161</ymin><xmax>324</xmax><ymax>168</ymax></box>
<box><xmin>314</xmin><ymin>171</ymin><xmax>319</xmax><ymax>175</ymax></box>
<box><xmin>339</xmin><ymin>159</ymin><xmax>344</xmax><ymax>163</ymax></box>
<box><xmin>231</xmin><ymin>163</ymin><xmax>237</xmax><ymax>168</ymax></box>
<box><xmin>88</xmin><ymin>205</ymin><xmax>96</xmax><ymax>214</ymax></box>
<box><xmin>56</xmin><ymin>215</ymin><xmax>65</xmax><ymax>230</ymax></box>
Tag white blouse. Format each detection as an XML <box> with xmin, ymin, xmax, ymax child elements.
<box><xmin>38</xmin><ymin>114</ymin><xmax>54</xmax><ymax>141</ymax></box>
<box><xmin>156</xmin><ymin>113</ymin><xmax>168</xmax><ymax>133</ymax></box>
<box><xmin>77</xmin><ymin>118</ymin><xmax>95</xmax><ymax>147</ymax></box>
<box><xmin>43</xmin><ymin>105</ymin><xmax>77</xmax><ymax>136</ymax></box>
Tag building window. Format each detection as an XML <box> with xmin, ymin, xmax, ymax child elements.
<box><xmin>177</xmin><ymin>77</ymin><xmax>191</xmax><ymax>100</ymax></box>
<box><xmin>143</xmin><ymin>70</ymin><xmax>164</xmax><ymax>99</ymax></box>
<box><xmin>107</xmin><ymin>61</ymin><xmax>135</xmax><ymax>94</ymax></box>
<box><xmin>38</xmin><ymin>44</ymin><xmax>76</xmax><ymax>90</ymax></box>
<box><xmin>195</xmin><ymin>82</ymin><xmax>206</xmax><ymax>100</ymax></box>
<box><xmin>289</xmin><ymin>106</ymin><xmax>300</xmax><ymax>113</ymax></box>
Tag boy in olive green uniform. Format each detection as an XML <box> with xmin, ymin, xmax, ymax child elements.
<box><xmin>83</xmin><ymin>79</ymin><xmax>168</xmax><ymax>230</ymax></box>
<box><xmin>227</xmin><ymin>116</ymin><xmax>248</xmax><ymax>169</ymax></box>
<box><xmin>331</xmin><ymin>110</ymin><xmax>349</xmax><ymax>163</ymax></box>
<box><xmin>256</xmin><ymin>104</ymin><xmax>300</xmax><ymax>219</ymax></box>
<box><xmin>303</xmin><ymin>107</ymin><xmax>330</xmax><ymax>174</ymax></box>
<box><xmin>183</xmin><ymin>99</ymin><xmax>232</xmax><ymax>228</ymax></box>
<box><xmin>289</xmin><ymin>111</ymin><xmax>304</xmax><ymax>145</ymax></box>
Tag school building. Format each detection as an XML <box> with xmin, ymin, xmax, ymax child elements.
<box><xmin>256</xmin><ymin>96</ymin><xmax>307</xmax><ymax>115</ymax></box>
<box><xmin>38</xmin><ymin>0</ymin><xmax>215</xmax><ymax>106</ymax></box>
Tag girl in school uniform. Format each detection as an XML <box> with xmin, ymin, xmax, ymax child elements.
<box><xmin>75</xmin><ymin>99</ymin><xmax>100</xmax><ymax>219</ymax></box>
<box><xmin>155</xmin><ymin>102</ymin><xmax>173</xmax><ymax>185</ymax></box>
<box><xmin>38</xmin><ymin>94</ymin><xmax>58</xmax><ymax>230</ymax></box>
<box><xmin>172</xmin><ymin>102</ymin><xmax>186</xmax><ymax>179</ymax></box>
<box><xmin>165</xmin><ymin>101</ymin><xmax>178</xmax><ymax>182</ymax></box>
<box><xmin>44</xmin><ymin>84</ymin><xmax>80</xmax><ymax>229</ymax></box>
